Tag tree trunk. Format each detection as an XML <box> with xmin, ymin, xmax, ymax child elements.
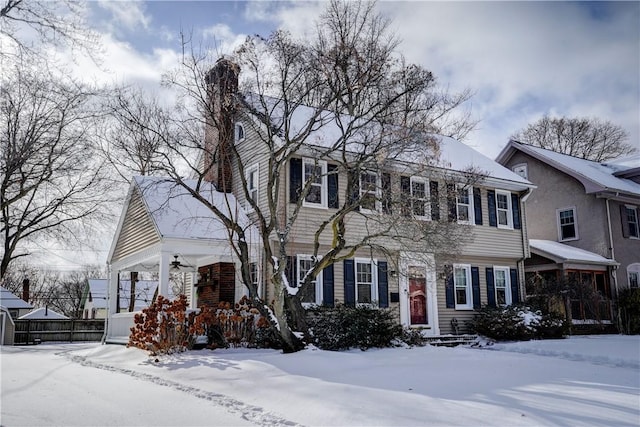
<box><xmin>129</xmin><ymin>271</ymin><xmax>137</xmax><ymax>312</ymax></box>
<box><xmin>272</xmin><ymin>284</ymin><xmax>305</xmax><ymax>353</ymax></box>
<box><xmin>285</xmin><ymin>294</ymin><xmax>309</xmax><ymax>337</ymax></box>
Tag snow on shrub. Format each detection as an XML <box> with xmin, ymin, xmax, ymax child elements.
<box><xmin>471</xmin><ymin>305</ymin><xmax>568</xmax><ymax>341</ymax></box>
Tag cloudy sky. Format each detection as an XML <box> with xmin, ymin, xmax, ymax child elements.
<box><xmin>80</xmin><ymin>0</ymin><xmax>640</xmax><ymax>160</ymax></box>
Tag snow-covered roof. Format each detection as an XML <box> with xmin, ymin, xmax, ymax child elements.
<box><xmin>0</xmin><ymin>286</ymin><xmax>32</xmax><ymax>310</ymax></box>
<box><xmin>19</xmin><ymin>307</ymin><xmax>69</xmax><ymax>320</ymax></box>
<box><xmin>497</xmin><ymin>141</ymin><xmax>640</xmax><ymax>197</ymax></box>
<box><xmin>135</xmin><ymin>176</ymin><xmax>256</xmax><ymax>241</ymax></box>
<box><xmin>87</xmin><ymin>279</ymin><xmax>158</xmax><ymax>310</ymax></box>
<box><xmin>529</xmin><ymin>239</ymin><xmax>618</xmax><ymax>266</ymax></box>
<box><xmin>242</xmin><ymin>93</ymin><xmax>533</xmax><ymax>189</ymax></box>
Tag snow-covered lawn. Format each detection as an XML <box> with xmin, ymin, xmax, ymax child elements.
<box><xmin>1</xmin><ymin>335</ymin><xmax>638</xmax><ymax>426</ymax></box>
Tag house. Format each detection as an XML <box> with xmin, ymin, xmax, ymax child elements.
<box><xmin>0</xmin><ymin>286</ymin><xmax>33</xmax><ymax>320</ymax></box>
<box><xmin>19</xmin><ymin>307</ymin><xmax>69</xmax><ymax>320</ymax></box>
<box><xmin>105</xmin><ymin>58</ymin><xmax>535</xmax><ymax>343</ymax></box>
<box><xmin>81</xmin><ymin>279</ymin><xmax>159</xmax><ymax>319</ymax></box>
<box><xmin>496</xmin><ymin>140</ymin><xmax>640</xmax><ymax>324</ymax></box>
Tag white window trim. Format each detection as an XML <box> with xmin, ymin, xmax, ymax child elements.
<box><xmin>235</xmin><ymin>122</ymin><xmax>245</xmax><ymax>143</ymax></box>
<box><xmin>355</xmin><ymin>257</ymin><xmax>379</xmax><ymax>306</ymax></box>
<box><xmin>625</xmin><ymin>205</ymin><xmax>639</xmax><ymax>239</ymax></box>
<box><xmin>557</xmin><ymin>206</ymin><xmax>579</xmax><ymax>242</ymax></box>
<box><xmin>297</xmin><ymin>255</ymin><xmax>323</xmax><ymax>306</ymax></box>
<box><xmin>359</xmin><ymin>171</ymin><xmax>381</xmax><ymax>214</ymax></box>
<box><xmin>249</xmin><ymin>261</ymin><xmax>263</xmax><ymax>298</ymax></box>
<box><xmin>628</xmin><ymin>263</ymin><xmax>640</xmax><ymax>288</ymax></box>
<box><xmin>245</xmin><ymin>163</ymin><xmax>259</xmax><ymax>210</ymax></box>
<box><xmin>456</xmin><ymin>186</ymin><xmax>474</xmax><ymax>225</ymax></box>
<box><xmin>411</xmin><ymin>176</ymin><xmax>431</xmax><ymax>221</ymax></box>
<box><xmin>493</xmin><ymin>266</ymin><xmax>512</xmax><ymax>306</ymax></box>
<box><xmin>302</xmin><ymin>158</ymin><xmax>328</xmax><ymax>209</ymax></box>
<box><xmin>495</xmin><ymin>190</ymin><xmax>513</xmax><ymax>229</ymax></box>
<box><xmin>512</xmin><ymin>163</ymin><xmax>528</xmax><ymax>179</ymax></box>
<box><xmin>453</xmin><ymin>263</ymin><xmax>473</xmax><ymax>310</ymax></box>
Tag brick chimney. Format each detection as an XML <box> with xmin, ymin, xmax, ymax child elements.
<box><xmin>204</xmin><ymin>57</ymin><xmax>240</xmax><ymax>193</ymax></box>
<box><xmin>22</xmin><ymin>278</ymin><xmax>30</xmax><ymax>303</ymax></box>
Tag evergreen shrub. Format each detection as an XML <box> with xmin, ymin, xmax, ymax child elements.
<box><xmin>471</xmin><ymin>305</ymin><xmax>569</xmax><ymax>341</ymax></box>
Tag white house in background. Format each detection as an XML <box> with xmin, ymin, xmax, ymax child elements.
<box><xmin>19</xmin><ymin>307</ymin><xmax>69</xmax><ymax>320</ymax></box>
<box><xmin>0</xmin><ymin>286</ymin><xmax>33</xmax><ymax>320</ymax></box>
<box><xmin>105</xmin><ymin>58</ymin><xmax>535</xmax><ymax>343</ymax></box>
<box><xmin>82</xmin><ymin>279</ymin><xmax>159</xmax><ymax>319</ymax></box>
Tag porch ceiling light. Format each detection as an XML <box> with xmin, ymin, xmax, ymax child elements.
<box><xmin>170</xmin><ymin>255</ymin><xmax>183</xmax><ymax>271</ymax></box>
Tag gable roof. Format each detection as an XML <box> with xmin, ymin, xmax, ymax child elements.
<box><xmin>19</xmin><ymin>307</ymin><xmax>69</xmax><ymax>320</ymax></box>
<box><xmin>529</xmin><ymin>239</ymin><xmax>618</xmax><ymax>266</ymax></box>
<box><xmin>496</xmin><ymin>140</ymin><xmax>640</xmax><ymax>200</ymax></box>
<box><xmin>0</xmin><ymin>286</ymin><xmax>32</xmax><ymax>310</ymax></box>
<box><xmin>241</xmin><ymin>93</ymin><xmax>533</xmax><ymax>191</ymax></box>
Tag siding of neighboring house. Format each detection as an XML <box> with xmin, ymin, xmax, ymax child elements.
<box><xmin>504</xmin><ymin>151</ymin><xmax>611</xmax><ymax>256</ymax></box>
<box><xmin>111</xmin><ymin>187</ymin><xmax>160</xmax><ymax>263</ymax></box>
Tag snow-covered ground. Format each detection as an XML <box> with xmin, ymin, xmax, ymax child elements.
<box><xmin>1</xmin><ymin>335</ymin><xmax>638</xmax><ymax>426</ymax></box>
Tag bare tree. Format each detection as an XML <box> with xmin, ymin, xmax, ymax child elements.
<box><xmin>0</xmin><ymin>0</ymin><xmax>99</xmax><ymax>60</ymax></box>
<box><xmin>49</xmin><ymin>265</ymin><xmax>105</xmax><ymax>318</ymax></box>
<box><xmin>0</xmin><ymin>261</ymin><xmax>59</xmax><ymax>310</ymax></box>
<box><xmin>118</xmin><ymin>0</ymin><xmax>477</xmax><ymax>352</ymax></box>
<box><xmin>0</xmin><ymin>63</ymin><xmax>111</xmax><ymax>279</ymax></box>
<box><xmin>511</xmin><ymin>115</ymin><xmax>635</xmax><ymax>162</ymax></box>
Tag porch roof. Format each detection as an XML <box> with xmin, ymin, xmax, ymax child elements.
<box><xmin>529</xmin><ymin>240</ymin><xmax>618</xmax><ymax>267</ymax></box>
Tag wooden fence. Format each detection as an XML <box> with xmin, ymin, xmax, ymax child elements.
<box><xmin>13</xmin><ymin>319</ymin><xmax>105</xmax><ymax>344</ymax></box>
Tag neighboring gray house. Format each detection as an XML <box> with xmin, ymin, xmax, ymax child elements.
<box><xmin>0</xmin><ymin>286</ymin><xmax>33</xmax><ymax>320</ymax></box>
<box><xmin>497</xmin><ymin>141</ymin><xmax>640</xmax><ymax>323</ymax></box>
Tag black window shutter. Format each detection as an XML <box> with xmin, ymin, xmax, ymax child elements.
<box><xmin>620</xmin><ymin>205</ymin><xmax>630</xmax><ymax>238</ymax></box>
<box><xmin>430</xmin><ymin>181</ymin><xmax>440</xmax><ymax>221</ymax></box>
<box><xmin>328</xmin><ymin>164</ymin><xmax>339</xmax><ymax>209</ymax></box>
<box><xmin>471</xmin><ymin>266</ymin><xmax>481</xmax><ymax>310</ymax></box>
<box><xmin>344</xmin><ymin>259</ymin><xmax>356</xmax><ymax>306</ymax></box>
<box><xmin>487</xmin><ymin>190</ymin><xmax>497</xmax><ymax>227</ymax></box>
<box><xmin>377</xmin><ymin>261</ymin><xmax>389</xmax><ymax>308</ymax></box>
<box><xmin>322</xmin><ymin>264</ymin><xmax>334</xmax><ymax>307</ymax></box>
<box><xmin>473</xmin><ymin>187</ymin><xmax>483</xmax><ymax>225</ymax></box>
<box><xmin>289</xmin><ymin>158</ymin><xmax>302</xmax><ymax>204</ymax></box>
<box><xmin>382</xmin><ymin>173</ymin><xmax>392</xmax><ymax>214</ymax></box>
<box><xmin>486</xmin><ymin>267</ymin><xmax>496</xmax><ymax>308</ymax></box>
<box><xmin>446</xmin><ymin>184</ymin><xmax>457</xmax><ymax>222</ymax></box>
<box><xmin>286</xmin><ymin>256</ymin><xmax>297</xmax><ymax>288</ymax></box>
<box><xmin>511</xmin><ymin>193</ymin><xmax>521</xmax><ymax>229</ymax></box>
<box><xmin>445</xmin><ymin>266</ymin><xmax>454</xmax><ymax>308</ymax></box>
<box><xmin>510</xmin><ymin>268</ymin><xmax>520</xmax><ymax>304</ymax></box>
<box><xmin>400</xmin><ymin>176</ymin><xmax>411</xmax><ymax>217</ymax></box>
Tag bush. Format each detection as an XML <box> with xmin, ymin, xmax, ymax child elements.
<box><xmin>191</xmin><ymin>296</ymin><xmax>282</xmax><ymax>350</ymax></box>
<box><xmin>306</xmin><ymin>305</ymin><xmax>403</xmax><ymax>351</ymax></box>
<box><xmin>618</xmin><ymin>288</ymin><xmax>640</xmax><ymax>335</ymax></box>
<box><xmin>471</xmin><ymin>305</ymin><xmax>569</xmax><ymax>341</ymax></box>
<box><xmin>128</xmin><ymin>294</ymin><xmax>193</xmax><ymax>355</ymax></box>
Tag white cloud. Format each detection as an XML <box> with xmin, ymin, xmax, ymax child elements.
<box><xmin>97</xmin><ymin>0</ymin><xmax>152</xmax><ymax>32</ymax></box>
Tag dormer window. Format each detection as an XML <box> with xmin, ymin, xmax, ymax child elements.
<box><xmin>235</xmin><ymin>123</ymin><xmax>245</xmax><ymax>142</ymax></box>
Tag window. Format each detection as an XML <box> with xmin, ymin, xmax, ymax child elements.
<box><xmin>245</xmin><ymin>164</ymin><xmax>259</xmax><ymax>205</ymax></box>
<box><xmin>411</xmin><ymin>177</ymin><xmax>430</xmax><ymax>219</ymax></box>
<box><xmin>453</xmin><ymin>264</ymin><xmax>473</xmax><ymax>309</ymax></box>
<box><xmin>355</xmin><ymin>258</ymin><xmax>377</xmax><ymax>304</ymax></box>
<box><xmin>493</xmin><ymin>266</ymin><xmax>512</xmax><ymax>306</ymax></box>
<box><xmin>235</xmin><ymin>123</ymin><xmax>245</xmax><ymax>142</ymax></box>
<box><xmin>557</xmin><ymin>207</ymin><xmax>578</xmax><ymax>241</ymax></box>
<box><xmin>297</xmin><ymin>255</ymin><xmax>322</xmax><ymax>304</ymax></box>
<box><xmin>495</xmin><ymin>190</ymin><xmax>513</xmax><ymax>229</ymax></box>
<box><xmin>624</xmin><ymin>206</ymin><xmax>639</xmax><ymax>238</ymax></box>
<box><xmin>359</xmin><ymin>171</ymin><xmax>379</xmax><ymax>212</ymax></box>
<box><xmin>629</xmin><ymin>263</ymin><xmax>640</xmax><ymax>289</ymax></box>
<box><xmin>302</xmin><ymin>158</ymin><xmax>327</xmax><ymax>208</ymax></box>
<box><xmin>456</xmin><ymin>187</ymin><xmax>473</xmax><ymax>224</ymax></box>
<box><xmin>512</xmin><ymin>163</ymin><xmax>528</xmax><ymax>179</ymax></box>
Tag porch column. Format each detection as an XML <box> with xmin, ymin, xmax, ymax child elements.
<box><xmin>159</xmin><ymin>252</ymin><xmax>171</xmax><ymax>298</ymax></box>
<box><xmin>106</xmin><ymin>266</ymin><xmax>119</xmax><ymax>340</ymax></box>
